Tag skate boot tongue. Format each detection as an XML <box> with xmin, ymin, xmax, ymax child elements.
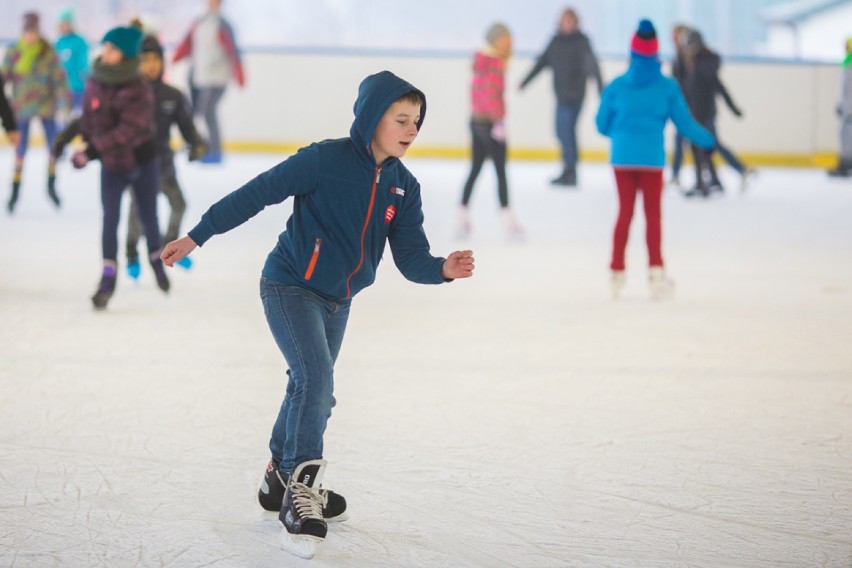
<box><xmin>294</xmin><ymin>460</ymin><xmax>324</xmax><ymax>489</ymax></box>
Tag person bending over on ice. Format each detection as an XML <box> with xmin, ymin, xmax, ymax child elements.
<box><xmin>160</xmin><ymin>71</ymin><xmax>475</xmax><ymax>559</ymax></box>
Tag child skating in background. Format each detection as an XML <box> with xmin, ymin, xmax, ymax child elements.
<box><xmin>160</xmin><ymin>71</ymin><xmax>475</xmax><ymax>558</ymax></box>
<box><xmin>125</xmin><ymin>33</ymin><xmax>207</xmax><ymax>280</ymax></box>
<box><xmin>53</xmin><ymin>25</ymin><xmax>169</xmax><ymax>309</ymax></box>
<box><xmin>2</xmin><ymin>12</ymin><xmax>70</xmax><ymax>213</ymax></box>
<box><xmin>596</xmin><ymin>20</ymin><xmax>714</xmax><ymax>299</ymax></box>
<box><xmin>457</xmin><ymin>23</ymin><xmax>523</xmax><ymax>239</ymax></box>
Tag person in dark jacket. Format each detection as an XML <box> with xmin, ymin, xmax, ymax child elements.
<box><xmin>681</xmin><ymin>29</ymin><xmax>754</xmax><ymax>196</ymax></box>
<box><xmin>160</xmin><ymin>71</ymin><xmax>475</xmax><ymax>559</ymax></box>
<box><xmin>53</xmin><ymin>25</ymin><xmax>169</xmax><ymax>309</ymax></box>
<box><xmin>520</xmin><ymin>8</ymin><xmax>603</xmax><ymax>187</ymax></box>
<box><xmin>0</xmin><ymin>72</ymin><xmax>20</xmax><ymax>148</ymax></box>
<box><xmin>124</xmin><ymin>34</ymin><xmax>207</xmax><ymax>279</ymax></box>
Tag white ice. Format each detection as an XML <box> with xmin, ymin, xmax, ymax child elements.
<box><xmin>1</xmin><ymin>148</ymin><xmax>851</xmax><ymax>568</ymax></box>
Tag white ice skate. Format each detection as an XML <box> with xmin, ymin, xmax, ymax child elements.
<box><xmin>649</xmin><ymin>267</ymin><xmax>675</xmax><ymax>300</ymax></box>
<box><xmin>611</xmin><ymin>270</ymin><xmax>626</xmax><ymax>299</ymax></box>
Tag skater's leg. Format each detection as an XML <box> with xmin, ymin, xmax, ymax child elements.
<box><xmin>639</xmin><ymin>170</ymin><xmax>664</xmax><ymax>268</ymax></box>
<box><xmin>461</xmin><ymin>121</ymin><xmax>489</xmax><ymax>206</ymax></box>
<box><xmin>611</xmin><ymin>169</ymin><xmax>639</xmax><ymax>271</ymax></box>
<box><xmin>159</xmin><ymin>159</ymin><xmax>186</xmax><ymax>243</ymax></box>
<box><xmin>129</xmin><ymin>159</ymin><xmax>163</xmax><ymax>254</ymax></box>
<box><xmin>100</xmin><ymin>168</ymin><xmax>129</xmax><ymax>264</ymax></box>
<box><xmin>260</xmin><ymin>280</ymin><xmax>351</xmax><ymax>475</ymax></box>
<box><xmin>125</xmin><ymin>192</ymin><xmax>143</xmax><ymax>261</ymax></box>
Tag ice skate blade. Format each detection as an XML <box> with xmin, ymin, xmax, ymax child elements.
<box><xmin>326</xmin><ymin>511</ymin><xmax>349</xmax><ymax>523</ymax></box>
<box><xmin>280</xmin><ymin>529</ymin><xmax>323</xmax><ymax>559</ymax></box>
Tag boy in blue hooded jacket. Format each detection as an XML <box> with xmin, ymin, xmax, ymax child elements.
<box><xmin>596</xmin><ymin>20</ymin><xmax>713</xmax><ymax>300</ymax></box>
<box><xmin>161</xmin><ymin>70</ymin><xmax>475</xmax><ymax>558</ymax></box>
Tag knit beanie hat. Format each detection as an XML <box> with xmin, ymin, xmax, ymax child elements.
<box><xmin>58</xmin><ymin>8</ymin><xmax>74</xmax><ymax>24</ymax></box>
<box><xmin>486</xmin><ymin>23</ymin><xmax>510</xmax><ymax>46</ymax></box>
<box><xmin>631</xmin><ymin>19</ymin><xmax>658</xmax><ymax>58</ymax></box>
<box><xmin>140</xmin><ymin>34</ymin><xmax>164</xmax><ymax>59</ymax></box>
<box><xmin>23</xmin><ymin>11</ymin><xmax>40</xmax><ymax>33</ymax></box>
<box><xmin>102</xmin><ymin>25</ymin><xmax>144</xmax><ymax>58</ymax></box>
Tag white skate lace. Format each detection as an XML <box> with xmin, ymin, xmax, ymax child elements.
<box><xmin>290</xmin><ymin>482</ymin><xmax>324</xmax><ymax>519</ymax></box>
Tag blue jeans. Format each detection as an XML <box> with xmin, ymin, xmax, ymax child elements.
<box><xmin>193</xmin><ymin>86</ymin><xmax>226</xmax><ymax>155</ymax></box>
<box><xmin>15</xmin><ymin>117</ymin><xmax>58</xmax><ymax>160</ymax></box>
<box><xmin>260</xmin><ymin>279</ymin><xmax>352</xmax><ymax>474</ymax></box>
<box><xmin>555</xmin><ymin>103</ymin><xmax>581</xmax><ymax>172</ymax></box>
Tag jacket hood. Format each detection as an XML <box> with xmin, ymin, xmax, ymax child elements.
<box><xmin>624</xmin><ymin>55</ymin><xmax>661</xmax><ymax>87</ymax></box>
<box><xmin>349</xmin><ymin>70</ymin><xmax>426</xmax><ymax>162</ymax></box>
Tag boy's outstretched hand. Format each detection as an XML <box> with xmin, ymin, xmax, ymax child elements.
<box><xmin>161</xmin><ymin>236</ymin><xmax>198</xmax><ymax>267</ymax></box>
<box><xmin>442</xmin><ymin>250</ymin><xmax>475</xmax><ymax>279</ymax></box>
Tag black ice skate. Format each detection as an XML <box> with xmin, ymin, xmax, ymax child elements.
<box><xmin>259</xmin><ymin>458</ymin><xmax>347</xmax><ymax>521</ymax></box>
<box><xmin>91</xmin><ymin>272</ymin><xmax>117</xmax><ymax>310</ymax></box>
<box><xmin>279</xmin><ymin>459</ymin><xmax>328</xmax><ymax>559</ymax></box>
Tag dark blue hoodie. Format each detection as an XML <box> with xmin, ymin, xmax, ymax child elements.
<box><xmin>187</xmin><ymin>71</ymin><xmax>446</xmax><ymax>300</ymax></box>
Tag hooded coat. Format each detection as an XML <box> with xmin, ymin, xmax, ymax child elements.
<box><xmin>596</xmin><ymin>55</ymin><xmax>714</xmax><ymax>168</ymax></box>
<box><xmin>187</xmin><ymin>71</ymin><xmax>446</xmax><ymax>301</ymax></box>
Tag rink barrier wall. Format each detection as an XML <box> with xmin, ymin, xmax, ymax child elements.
<box><xmin>2</xmin><ymin>48</ymin><xmax>843</xmax><ymax>167</ymax></box>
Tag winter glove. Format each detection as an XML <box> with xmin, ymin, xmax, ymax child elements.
<box><xmin>731</xmin><ymin>106</ymin><xmax>743</xmax><ymax>118</ymax></box>
<box><xmin>188</xmin><ymin>140</ymin><xmax>208</xmax><ymax>162</ymax></box>
<box><xmin>71</xmin><ymin>150</ymin><xmax>89</xmax><ymax>169</ymax></box>
<box><xmin>490</xmin><ymin>120</ymin><xmax>506</xmax><ymax>143</ymax></box>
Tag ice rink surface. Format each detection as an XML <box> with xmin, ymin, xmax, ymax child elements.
<box><xmin>1</xmin><ymin>149</ymin><xmax>851</xmax><ymax>567</ymax></box>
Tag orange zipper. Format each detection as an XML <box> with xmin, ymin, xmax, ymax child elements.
<box><xmin>304</xmin><ymin>237</ymin><xmax>322</xmax><ymax>280</ymax></box>
<box><xmin>344</xmin><ymin>167</ymin><xmax>380</xmax><ymax>298</ymax></box>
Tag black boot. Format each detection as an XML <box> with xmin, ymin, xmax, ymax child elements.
<box><xmin>827</xmin><ymin>158</ymin><xmax>852</xmax><ymax>177</ymax></box>
<box><xmin>47</xmin><ymin>175</ymin><xmax>60</xmax><ymax>207</ymax></box>
<box><xmin>259</xmin><ymin>458</ymin><xmax>347</xmax><ymax>520</ymax></box>
<box><xmin>7</xmin><ymin>181</ymin><xmax>20</xmax><ymax>213</ymax></box>
<box><xmin>92</xmin><ymin>269</ymin><xmax>118</xmax><ymax>310</ymax></box>
<box><xmin>150</xmin><ymin>256</ymin><xmax>170</xmax><ymax>293</ymax></box>
<box><xmin>550</xmin><ymin>168</ymin><xmax>577</xmax><ymax>187</ymax></box>
<box><xmin>279</xmin><ymin>459</ymin><xmax>328</xmax><ymax>558</ymax></box>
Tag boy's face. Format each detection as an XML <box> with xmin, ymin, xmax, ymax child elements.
<box><xmin>371</xmin><ymin>99</ymin><xmax>420</xmax><ymax>165</ymax></box>
<box><xmin>140</xmin><ymin>52</ymin><xmax>163</xmax><ymax>80</ymax></box>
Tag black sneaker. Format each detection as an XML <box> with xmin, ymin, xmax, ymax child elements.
<box><xmin>259</xmin><ymin>458</ymin><xmax>347</xmax><ymax>521</ymax></box>
<box><xmin>92</xmin><ymin>273</ymin><xmax>117</xmax><ymax>310</ymax></box>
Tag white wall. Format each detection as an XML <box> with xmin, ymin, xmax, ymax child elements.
<box><xmin>168</xmin><ymin>51</ymin><xmax>842</xmax><ymax>162</ymax></box>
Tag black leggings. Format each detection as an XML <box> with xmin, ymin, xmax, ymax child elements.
<box><xmin>461</xmin><ymin>120</ymin><xmax>509</xmax><ymax>208</ymax></box>
<box><xmin>101</xmin><ymin>159</ymin><xmax>162</xmax><ymax>263</ymax></box>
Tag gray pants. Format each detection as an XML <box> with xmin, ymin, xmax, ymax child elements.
<box><xmin>194</xmin><ymin>86</ymin><xmax>226</xmax><ymax>155</ymax></box>
<box><xmin>126</xmin><ymin>158</ymin><xmax>186</xmax><ymax>259</ymax></box>
<box><xmin>841</xmin><ymin>117</ymin><xmax>852</xmax><ymax>159</ymax></box>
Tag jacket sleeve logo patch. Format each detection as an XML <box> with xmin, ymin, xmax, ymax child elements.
<box><xmin>390</xmin><ymin>186</ymin><xmax>405</xmax><ymax>196</ymax></box>
<box><xmin>384</xmin><ymin>205</ymin><xmax>397</xmax><ymax>224</ymax></box>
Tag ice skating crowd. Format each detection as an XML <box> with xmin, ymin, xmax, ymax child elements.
<box><xmin>1</xmin><ymin>1</ymin><xmax>850</xmax><ymax>560</ymax></box>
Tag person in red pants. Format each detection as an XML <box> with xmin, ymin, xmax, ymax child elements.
<box><xmin>596</xmin><ymin>19</ymin><xmax>714</xmax><ymax>299</ymax></box>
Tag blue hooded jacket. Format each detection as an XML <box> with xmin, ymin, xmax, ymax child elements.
<box><xmin>187</xmin><ymin>71</ymin><xmax>446</xmax><ymax>300</ymax></box>
<box><xmin>596</xmin><ymin>55</ymin><xmax>714</xmax><ymax>167</ymax></box>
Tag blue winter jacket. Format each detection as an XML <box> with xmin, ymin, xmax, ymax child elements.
<box><xmin>187</xmin><ymin>71</ymin><xmax>447</xmax><ymax>301</ymax></box>
<box><xmin>596</xmin><ymin>56</ymin><xmax>714</xmax><ymax>168</ymax></box>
